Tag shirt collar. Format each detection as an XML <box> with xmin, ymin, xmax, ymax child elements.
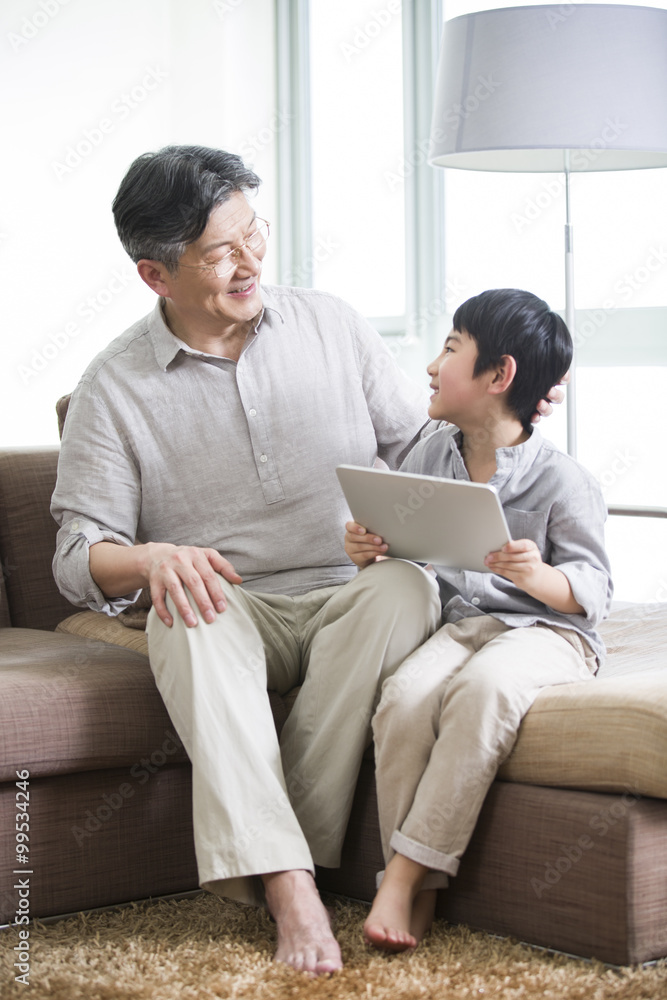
<box><xmin>450</xmin><ymin>425</ymin><xmax>543</xmax><ymax>485</ymax></box>
<box><xmin>148</xmin><ymin>289</ymin><xmax>285</xmax><ymax>372</ymax></box>
<box><xmin>494</xmin><ymin>425</ymin><xmax>543</xmax><ymax>469</ymax></box>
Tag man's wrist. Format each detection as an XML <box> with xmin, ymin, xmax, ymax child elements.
<box><xmin>136</xmin><ymin>541</ymin><xmax>169</xmax><ymax>587</ymax></box>
<box><xmin>90</xmin><ymin>540</ymin><xmax>153</xmax><ymax>597</ymax></box>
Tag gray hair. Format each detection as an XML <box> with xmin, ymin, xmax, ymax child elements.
<box><xmin>112</xmin><ymin>145</ymin><xmax>261</xmax><ymax>270</ymax></box>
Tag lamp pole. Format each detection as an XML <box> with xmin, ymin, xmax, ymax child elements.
<box><xmin>564</xmin><ymin>151</ymin><xmax>577</xmax><ymax>458</ymax></box>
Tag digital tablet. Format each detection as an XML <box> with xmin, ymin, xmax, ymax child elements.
<box><xmin>336</xmin><ymin>464</ymin><xmax>511</xmax><ymax>573</ymax></box>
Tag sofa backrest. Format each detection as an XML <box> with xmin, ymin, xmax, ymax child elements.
<box><xmin>0</xmin><ymin>448</ymin><xmax>77</xmax><ymax>630</ymax></box>
<box><xmin>0</xmin><ymin>548</ymin><xmax>9</xmax><ymax>629</ymax></box>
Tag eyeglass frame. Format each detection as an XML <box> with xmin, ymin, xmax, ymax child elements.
<box><xmin>174</xmin><ymin>218</ymin><xmax>270</xmax><ymax>278</ymax></box>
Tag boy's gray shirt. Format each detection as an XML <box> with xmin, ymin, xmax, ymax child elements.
<box><xmin>400</xmin><ymin>424</ymin><xmax>613</xmax><ymax>665</ymax></box>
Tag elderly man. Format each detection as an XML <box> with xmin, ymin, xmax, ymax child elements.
<box><xmin>52</xmin><ymin>145</ymin><xmax>561</xmax><ymax>974</ymax></box>
<box><xmin>51</xmin><ymin>145</ymin><xmax>443</xmax><ymax>975</ymax></box>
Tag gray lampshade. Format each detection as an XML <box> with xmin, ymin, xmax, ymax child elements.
<box><xmin>429</xmin><ymin>3</ymin><xmax>667</xmax><ymax>172</ymax></box>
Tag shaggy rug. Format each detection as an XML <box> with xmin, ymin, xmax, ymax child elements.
<box><xmin>1</xmin><ymin>892</ymin><xmax>665</xmax><ymax>999</ymax></box>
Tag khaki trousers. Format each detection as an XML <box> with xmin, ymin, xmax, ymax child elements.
<box><xmin>146</xmin><ymin>558</ymin><xmax>441</xmax><ymax>904</ymax></box>
<box><xmin>372</xmin><ymin>615</ymin><xmax>598</xmax><ymax>889</ymax></box>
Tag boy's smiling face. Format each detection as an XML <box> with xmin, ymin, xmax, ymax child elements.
<box><xmin>427</xmin><ymin>328</ymin><xmax>489</xmax><ymax>425</ymax></box>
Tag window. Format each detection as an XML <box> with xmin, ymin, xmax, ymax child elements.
<box><xmin>438</xmin><ymin>0</ymin><xmax>667</xmax><ymax>601</ymax></box>
<box><xmin>309</xmin><ymin>0</ymin><xmax>406</xmax><ymax>318</ymax></box>
<box><xmin>298</xmin><ymin>0</ymin><xmax>667</xmax><ymax>599</ymax></box>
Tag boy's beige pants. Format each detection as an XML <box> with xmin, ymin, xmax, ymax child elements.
<box><xmin>146</xmin><ymin>558</ymin><xmax>441</xmax><ymax>905</ymax></box>
<box><xmin>372</xmin><ymin>614</ymin><xmax>598</xmax><ymax>889</ymax></box>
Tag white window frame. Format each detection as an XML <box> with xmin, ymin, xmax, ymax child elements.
<box><xmin>274</xmin><ymin>0</ymin><xmax>445</xmax><ymax>343</ymax></box>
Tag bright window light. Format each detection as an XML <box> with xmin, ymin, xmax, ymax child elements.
<box><xmin>309</xmin><ymin>0</ymin><xmax>406</xmax><ymax>318</ymax></box>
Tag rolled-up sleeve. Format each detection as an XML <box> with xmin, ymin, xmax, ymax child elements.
<box><xmin>51</xmin><ymin>384</ymin><xmax>142</xmax><ymax>615</ymax></box>
<box><xmin>546</xmin><ymin>484</ymin><xmax>613</xmax><ymax>627</ymax></box>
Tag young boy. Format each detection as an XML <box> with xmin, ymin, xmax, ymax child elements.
<box><xmin>345</xmin><ymin>288</ymin><xmax>613</xmax><ymax>952</ymax></box>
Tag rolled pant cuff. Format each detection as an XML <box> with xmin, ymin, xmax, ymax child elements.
<box><xmin>390</xmin><ymin>830</ymin><xmax>460</xmax><ymax>878</ymax></box>
<box><xmin>376</xmin><ymin>867</ymin><xmax>449</xmax><ymax>891</ymax></box>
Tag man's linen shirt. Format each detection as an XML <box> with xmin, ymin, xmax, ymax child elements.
<box><xmin>399</xmin><ymin>425</ymin><xmax>613</xmax><ymax>664</ymax></box>
<box><xmin>51</xmin><ymin>285</ymin><xmax>429</xmax><ymax>614</ymax></box>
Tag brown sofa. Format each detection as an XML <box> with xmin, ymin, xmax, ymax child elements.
<box><xmin>1</xmin><ymin>445</ymin><xmax>667</xmax><ymax>965</ymax></box>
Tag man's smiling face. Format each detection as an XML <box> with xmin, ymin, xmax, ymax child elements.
<box><xmin>161</xmin><ymin>190</ymin><xmax>266</xmax><ymax>334</ymax></box>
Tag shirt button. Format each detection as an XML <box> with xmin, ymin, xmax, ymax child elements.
<box><xmin>71</xmin><ymin>520</ymin><xmax>80</xmax><ymax>531</ymax></box>
<box><xmin>249</xmin><ymin>408</ymin><xmax>257</xmax><ymax>417</ymax></box>
<box><xmin>471</xmin><ymin>597</ymin><xmax>481</xmax><ymax>605</ymax></box>
<box><xmin>259</xmin><ymin>454</ymin><xmax>268</xmax><ymax>463</ymax></box>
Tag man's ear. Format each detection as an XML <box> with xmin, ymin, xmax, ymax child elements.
<box><xmin>488</xmin><ymin>354</ymin><xmax>517</xmax><ymax>395</ymax></box>
<box><xmin>137</xmin><ymin>259</ymin><xmax>174</xmax><ymax>298</ymax></box>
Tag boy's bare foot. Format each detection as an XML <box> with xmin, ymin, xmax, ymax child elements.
<box><xmin>263</xmin><ymin>869</ymin><xmax>342</xmax><ymax>975</ymax></box>
<box><xmin>363</xmin><ymin>853</ymin><xmax>430</xmax><ymax>952</ymax></box>
<box><xmin>410</xmin><ymin>887</ymin><xmax>437</xmax><ymax>942</ymax></box>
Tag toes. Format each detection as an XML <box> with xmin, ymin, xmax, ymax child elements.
<box><xmin>364</xmin><ymin>921</ymin><xmax>416</xmax><ymax>952</ymax></box>
<box><xmin>363</xmin><ymin>921</ymin><xmax>389</xmax><ymax>946</ymax></box>
<box><xmin>274</xmin><ymin>943</ymin><xmax>342</xmax><ymax>976</ymax></box>
<box><xmin>315</xmin><ymin>957</ymin><xmax>342</xmax><ymax>975</ymax></box>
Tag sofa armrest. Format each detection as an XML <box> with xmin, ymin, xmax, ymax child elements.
<box><xmin>0</xmin><ymin>447</ymin><xmax>77</xmax><ymax>630</ymax></box>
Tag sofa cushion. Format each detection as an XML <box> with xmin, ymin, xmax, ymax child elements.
<box><xmin>0</xmin><ymin>629</ymin><xmax>183</xmax><ymax>780</ymax></box>
<box><xmin>498</xmin><ymin>602</ymin><xmax>667</xmax><ymax>795</ymax></box>
<box><xmin>497</xmin><ymin>672</ymin><xmax>667</xmax><ymax>796</ymax></box>
<box><xmin>56</xmin><ymin>610</ymin><xmax>149</xmax><ymax>656</ymax></box>
<box><xmin>51</xmin><ymin>603</ymin><xmax>667</xmax><ymax>800</ymax></box>
<box><xmin>0</xmin><ymin>629</ymin><xmax>289</xmax><ymax>780</ymax></box>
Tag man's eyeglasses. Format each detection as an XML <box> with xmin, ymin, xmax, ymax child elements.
<box><xmin>179</xmin><ymin>219</ymin><xmax>270</xmax><ymax>278</ymax></box>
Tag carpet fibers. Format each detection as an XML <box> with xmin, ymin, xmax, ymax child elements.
<box><xmin>1</xmin><ymin>892</ymin><xmax>666</xmax><ymax>999</ymax></box>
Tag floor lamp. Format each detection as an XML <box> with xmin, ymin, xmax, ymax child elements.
<box><xmin>429</xmin><ymin>3</ymin><xmax>667</xmax><ymax>457</ymax></box>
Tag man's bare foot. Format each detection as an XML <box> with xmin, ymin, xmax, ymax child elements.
<box><xmin>363</xmin><ymin>853</ymin><xmax>429</xmax><ymax>952</ymax></box>
<box><xmin>263</xmin><ymin>869</ymin><xmax>342</xmax><ymax>975</ymax></box>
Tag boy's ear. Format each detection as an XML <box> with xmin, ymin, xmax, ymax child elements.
<box><xmin>488</xmin><ymin>354</ymin><xmax>517</xmax><ymax>395</ymax></box>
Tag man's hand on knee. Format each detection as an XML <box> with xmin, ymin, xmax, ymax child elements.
<box><xmin>143</xmin><ymin>542</ymin><xmax>242</xmax><ymax>628</ymax></box>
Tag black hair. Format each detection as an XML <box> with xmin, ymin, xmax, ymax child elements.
<box><xmin>452</xmin><ymin>288</ymin><xmax>572</xmax><ymax>431</ymax></box>
<box><xmin>112</xmin><ymin>145</ymin><xmax>261</xmax><ymax>270</ymax></box>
